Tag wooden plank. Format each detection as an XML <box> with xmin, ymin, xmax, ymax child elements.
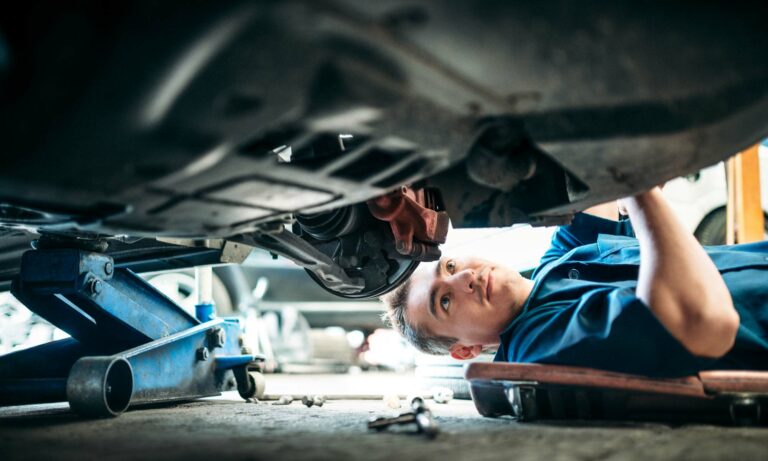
<box><xmin>726</xmin><ymin>158</ymin><xmax>737</xmax><ymax>245</ymax></box>
<box><xmin>726</xmin><ymin>144</ymin><xmax>765</xmax><ymax>244</ymax></box>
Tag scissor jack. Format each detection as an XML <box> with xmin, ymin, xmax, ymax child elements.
<box><xmin>0</xmin><ymin>247</ymin><xmax>264</xmax><ymax>417</ymax></box>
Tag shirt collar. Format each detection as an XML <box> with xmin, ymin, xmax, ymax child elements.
<box><xmin>493</xmin><ymin>269</ymin><xmax>550</xmax><ymax>362</ymax></box>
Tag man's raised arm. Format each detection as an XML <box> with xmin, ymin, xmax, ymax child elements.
<box><xmin>623</xmin><ymin>187</ymin><xmax>739</xmax><ymax>358</ymax></box>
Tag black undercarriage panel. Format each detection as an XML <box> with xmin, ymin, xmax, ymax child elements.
<box><xmin>0</xmin><ymin>1</ymin><xmax>767</xmax><ymax>291</ymax></box>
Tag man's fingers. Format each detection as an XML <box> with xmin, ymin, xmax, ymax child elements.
<box><xmin>617</xmin><ymin>199</ymin><xmax>629</xmax><ymax>216</ymax></box>
<box><xmin>618</xmin><ymin>186</ymin><xmax>664</xmax><ymax>215</ymax></box>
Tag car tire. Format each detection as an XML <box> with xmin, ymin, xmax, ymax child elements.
<box><xmin>145</xmin><ymin>271</ymin><xmax>234</xmax><ymax>316</ymax></box>
<box><xmin>695</xmin><ymin>208</ymin><xmax>768</xmax><ymax>246</ymax></box>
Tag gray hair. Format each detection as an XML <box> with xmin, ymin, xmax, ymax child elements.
<box><xmin>380</xmin><ymin>278</ymin><xmax>457</xmax><ymax>355</ymax></box>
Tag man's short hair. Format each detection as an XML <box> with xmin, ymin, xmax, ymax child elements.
<box><xmin>380</xmin><ymin>278</ymin><xmax>457</xmax><ymax>355</ymax></box>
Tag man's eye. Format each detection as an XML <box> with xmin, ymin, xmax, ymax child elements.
<box><xmin>440</xmin><ymin>295</ymin><xmax>450</xmax><ymax>312</ymax></box>
<box><xmin>446</xmin><ymin>260</ymin><xmax>456</xmax><ymax>273</ymax></box>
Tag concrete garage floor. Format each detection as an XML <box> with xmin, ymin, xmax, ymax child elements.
<box><xmin>1</xmin><ymin>373</ymin><xmax>767</xmax><ymax>461</ymax></box>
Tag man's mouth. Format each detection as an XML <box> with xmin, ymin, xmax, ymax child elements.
<box><xmin>486</xmin><ymin>268</ymin><xmax>493</xmax><ymax>302</ymax></box>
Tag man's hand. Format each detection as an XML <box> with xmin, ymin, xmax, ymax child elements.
<box><xmin>616</xmin><ymin>198</ymin><xmax>629</xmax><ymax>217</ymax></box>
<box><xmin>589</xmin><ymin>183</ymin><xmax>665</xmax><ymax>219</ymax></box>
<box><xmin>623</xmin><ymin>187</ymin><xmax>739</xmax><ymax>358</ymax></box>
<box><xmin>583</xmin><ymin>202</ymin><xmax>620</xmax><ymax>220</ymax></box>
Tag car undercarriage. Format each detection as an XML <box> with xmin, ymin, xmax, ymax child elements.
<box><xmin>1</xmin><ymin>0</ymin><xmax>767</xmax><ymax>298</ymax></box>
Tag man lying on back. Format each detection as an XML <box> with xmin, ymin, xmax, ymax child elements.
<box><xmin>382</xmin><ymin>187</ymin><xmax>768</xmax><ymax>377</ymax></box>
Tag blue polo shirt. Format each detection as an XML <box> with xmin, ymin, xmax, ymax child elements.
<box><xmin>494</xmin><ymin>213</ymin><xmax>768</xmax><ymax>377</ymax></box>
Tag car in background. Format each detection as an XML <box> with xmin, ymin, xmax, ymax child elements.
<box><xmin>0</xmin><ymin>249</ymin><xmax>382</xmax><ymax>371</ymax></box>
<box><xmin>0</xmin><ymin>266</ymin><xmax>237</xmax><ymax>354</ymax></box>
<box><xmin>664</xmin><ymin>141</ymin><xmax>768</xmax><ymax>245</ymax></box>
<box><xmin>237</xmin><ymin>251</ymin><xmax>384</xmax><ymax>372</ymax></box>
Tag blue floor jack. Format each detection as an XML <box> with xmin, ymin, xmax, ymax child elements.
<box><xmin>0</xmin><ymin>246</ymin><xmax>265</xmax><ymax>417</ymax></box>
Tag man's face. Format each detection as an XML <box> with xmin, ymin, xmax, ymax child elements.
<box><xmin>406</xmin><ymin>255</ymin><xmax>529</xmax><ymax>354</ymax></box>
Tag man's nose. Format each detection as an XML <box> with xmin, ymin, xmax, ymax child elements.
<box><xmin>449</xmin><ymin>269</ymin><xmax>476</xmax><ymax>293</ymax></box>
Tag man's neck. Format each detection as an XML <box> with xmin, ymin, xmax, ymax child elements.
<box><xmin>497</xmin><ymin>276</ymin><xmax>535</xmax><ymax>337</ymax></box>
<box><xmin>492</xmin><ymin>276</ymin><xmax>534</xmax><ymax>347</ymax></box>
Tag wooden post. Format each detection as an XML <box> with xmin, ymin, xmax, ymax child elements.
<box><xmin>725</xmin><ymin>144</ymin><xmax>764</xmax><ymax>244</ymax></box>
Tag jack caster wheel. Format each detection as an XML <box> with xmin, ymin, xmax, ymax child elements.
<box><xmin>237</xmin><ymin>370</ymin><xmax>266</xmax><ymax>400</ymax></box>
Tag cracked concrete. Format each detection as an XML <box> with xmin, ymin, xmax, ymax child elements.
<box><xmin>1</xmin><ymin>373</ymin><xmax>767</xmax><ymax>461</ymax></box>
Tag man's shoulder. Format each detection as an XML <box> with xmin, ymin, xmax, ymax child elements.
<box><xmin>536</xmin><ymin>213</ymin><xmax>637</xmax><ymax>275</ymax></box>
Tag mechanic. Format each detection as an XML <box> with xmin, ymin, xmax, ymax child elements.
<box><xmin>382</xmin><ymin>187</ymin><xmax>768</xmax><ymax>377</ymax></box>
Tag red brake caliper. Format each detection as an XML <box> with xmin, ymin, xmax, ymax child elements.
<box><xmin>367</xmin><ymin>186</ymin><xmax>449</xmax><ymax>261</ymax></box>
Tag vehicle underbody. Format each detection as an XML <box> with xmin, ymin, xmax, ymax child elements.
<box><xmin>1</xmin><ymin>0</ymin><xmax>767</xmax><ymax>297</ymax></box>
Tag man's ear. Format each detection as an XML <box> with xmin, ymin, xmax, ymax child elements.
<box><xmin>449</xmin><ymin>343</ymin><xmax>483</xmax><ymax>360</ymax></box>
